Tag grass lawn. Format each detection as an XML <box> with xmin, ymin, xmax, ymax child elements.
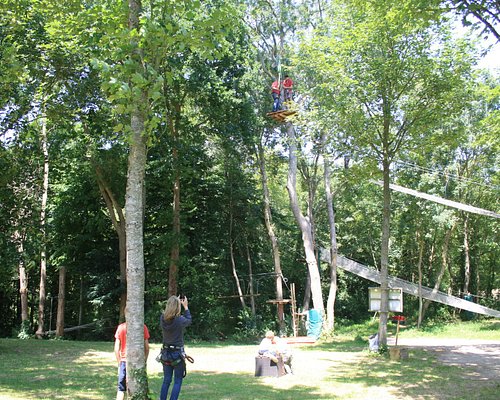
<box><xmin>0</xmin><ymin>320</ymin><xmax>498</xmax><ymax>399</ymax></box>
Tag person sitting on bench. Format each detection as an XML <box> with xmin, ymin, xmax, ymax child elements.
<box><xmin>258</xmin><ymin>331</ymin><xmax>293</xmax><ymax>374</ymax></box>
<box><xmin>258</xmin><ymin>330</ymin><xmax>279</xmax><ymax>362</ymax></box>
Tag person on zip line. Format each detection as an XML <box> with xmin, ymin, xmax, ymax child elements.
<box><xmin>282</xmin><ymin>75</ymin><xmax>293</xmax><ymax>102</ymax></box>
<box><xmin>271</xmin><ymin>79</ymin><xmax>281</xmax><ymax>112</ymax></box>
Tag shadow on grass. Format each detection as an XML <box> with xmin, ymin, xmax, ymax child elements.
<box><xmin>327</xmin><ymin>349</ymin><xmax>500</xmax><ymax>400</ymax></box>
<box><xmin>480</xmin><ymin>321</ymin><xmax>500</xmax><ymax>331</ymax></box>
<box><xmin>148</xmin><ymin>370</ymin><xmax>340</xmax><ymax>400</ymax></box>
<box><xmin>0</xmin><ymin>338</ymin><xmax>116</xmax><ymax>400</ymax></box>
<box><xmin>3</xmin><ymin>335</ymin><xmax>498</xmax><ymax>400</ymax></box>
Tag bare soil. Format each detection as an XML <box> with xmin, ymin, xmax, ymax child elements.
<box><xmin>392</xmin><ymin>338</ymin><xmax>500</xmax><ymax>382</ymax></box>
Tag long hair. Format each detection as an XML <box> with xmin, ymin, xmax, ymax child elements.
<box><xmin>163</xmin><ymin>296</ymin><xmax>181</xmax><ymax>321</ymax></box>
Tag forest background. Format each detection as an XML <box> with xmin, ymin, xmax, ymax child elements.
<box><xmin>0</xmin><ymin>0</ymin><xmax>498</xmax><ymax>350</ymax></box>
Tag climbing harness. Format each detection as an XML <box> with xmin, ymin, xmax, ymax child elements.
<box><xmin>156</xmin><ymin>344</ymin><xmax>195</xmax><ymax>378</ymax></box>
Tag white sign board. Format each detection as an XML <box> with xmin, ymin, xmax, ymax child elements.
<box><xmin>369</xmin><ymin>287</ymin><xmax>403</xmax><ymax>312</ymax></box>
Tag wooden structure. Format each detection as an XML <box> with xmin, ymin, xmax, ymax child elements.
<box><xmin>267</xmin><ymin>282</ymin><xmax>319</xmax><ymax>343</ymax></box>
<box><xmin>266</xmin><ymin>109</ymin><xmax>297</xmax><ymax>122</ymax></box>
<box><xmin>392</xmin><ymin>315</ymin><xmax>406</xmax><ymax>346</ymax></box>
<box><xmin>389</xmin><ymin>346</ymin><xmax>409</xmax><ymax>361</ymax></box>
<box><xmin>284</xmin><ymin>336</ymin><xmax>316</xmax><ymax>345</ymax></box>
<box><xmin>266</xmin><ymin>297</ymin><xmax>291</xmax><ymax>336</ymax></box>
<box><xmin>290</xmin><ymin>283</ymin><xmax>298</xmax><ymax>337</ymax></box>
<box><xmin>267</xmin><ymin>283</ymin><xmax>307</xmax><ymax>337</ymax></box>
<box><xmin>320</xmin><ymin>251</ymin><xmax>500</xmax><ymax>318</ymax></box>
<box><xmin>217</xmin><ymin>294</ymin><xmax>260</xmax><ymax>299</ymax></box>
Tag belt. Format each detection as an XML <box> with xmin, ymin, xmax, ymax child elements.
<box><xmin>163</xmin><ymin>344</ymin><xmax>183</xmax><ymax>350</ymax></box>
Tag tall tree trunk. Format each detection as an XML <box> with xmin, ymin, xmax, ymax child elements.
<box><xmin>79</xmin><ymin>276</ymin><xmax>83</xmax><ymax>327</ymax></box>
<box><xmin>95</xmin><ymin>166</ymin><xmax>127</xmax><ymax>321</ymax></box>
<box><xmin>377</xmin><ymin>154</ymin><xmax>391</xmax><ymax>348</ymax></box>
<box><xmin>169</xmin><ymin>169</ymin><xmax>180</xmax><ymax>296</ymax></box>
<box><xmin>55</xmin><ymin>266</ymin><xmax>66</xmax><ymax>337</ymax></box>
<box><xmin>16</xmin><ymin>229</ymin><xmax>30</xmax><ymax>336</ymax></box>
<box><xmin>36</xmin><ymin>105</ymin><xmax>49</xmax><ymax>339</ymax></box>
<box><xmin>323</xmin><ymin>155</ymin><xmax>338</xmax><ymax>331</ymax></box>
<box><xmin>15</xmin><ymin>231</ymin><xmax>29</xmax><ymax>324</ymax></box>
<box><xmin>125</xmin><ymin>107</ymin><xmax>148</xmax><ymax>398</ymax></box>
<box><xmin>125</xmin><ymin>0</ymin><xmax>149</xmax><ymax>397</ymax></box>
<box><xmin>417</xmin><ymin>232</ymin><xmax>425</xmax><ymax>328</ymax></box>
<box><xmin>421</xmin><ymin>222</ymin><xmax>456</xmax><ymax>319</ymax></box>
<box><xmin>229</xmin><ymin>207</ymin><xmax>246</xmax><ymax>309</ymax></box>
<box><xmin>245</xmin><ymin>240</ymin><xmax>256</xmax><ymax>318</ymax></box>
<box><xmin>475</xmin><ymin>260</ymin><xmax>480</xmax><ymax>300</ymax></box>
<box><xmin>286</xmin><ymin>123</ymin><xmax>324</xmax><ymax>315</ymax></box>
<box><xmin>302</xmin><ymin>271</ymin><xmax>311</xmax><ymax>311</ymax></box>
<box><xmin>19</xmin><ymin>259</ymin><xmax>29</xmax><ymax>323</ymax></box>
<box><xmin>256</xmin><ymin>139</ymin><xmax>284</xmax><ymax>332</ymax></box>
<box><xmin>168</xmin><ymin>106</ymin><xmax>181</xmax><ymax>296</ymax></box>
<box><xmin>463</xmin><ymin>214</ymin><xmax>471</xmax><ymax>295</ymax></box>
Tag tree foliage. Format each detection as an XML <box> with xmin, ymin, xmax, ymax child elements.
<box><xmin>0</xmin><ymin>0</ymin><xmax>498</xmax><ymax>350</ymax></box>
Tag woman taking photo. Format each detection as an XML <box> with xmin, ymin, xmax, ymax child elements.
<box><xmin>159</xmin><ymin>295</ymin><xmax>192</xmax><ymax>400</ymax></box>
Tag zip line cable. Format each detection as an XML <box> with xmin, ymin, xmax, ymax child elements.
<box><xmin>394</xmin><ymin>160</ymin><xmax>499</xmax><ymax>192</ymax></box>
<box><xmin>395</xmin><ymin>160</ymin><xmax>498</xmax><ymax>191</ymax></box>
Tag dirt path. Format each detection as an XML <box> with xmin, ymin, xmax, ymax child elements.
<box><xmin>391</xmin><ymin>338</ymin><xmax>500</xmax><ymax>382</ymax></box>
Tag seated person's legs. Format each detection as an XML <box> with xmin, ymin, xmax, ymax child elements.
<box><xmin>261</xmin><ymin>351</ymin><xmax>279</xmax><ymax>363</ymax></box>
<box><xmin>282</xmin><ymin>355</ymin><xmax>292</xmax><ymax>374</ymax></box>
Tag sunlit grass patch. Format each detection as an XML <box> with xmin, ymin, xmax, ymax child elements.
<box><xmin>1</xmin><ymin>320</ymin><xmax>499</xmax><ymax>400</ymax></box>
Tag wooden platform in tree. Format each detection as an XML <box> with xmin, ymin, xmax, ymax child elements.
<box><xmin>266</xmin><ymin>299</ymin><xmax>293</xmax><ymax>304</ymax></box>
<box><xmin>217</xmin><ymin>294</ymin><xmax>261</xmax><ymax>299</ymax></box>
<box><xmin>266</xmin><ymin>109</ymin><xmax>297</xmax><ymax>122</ymax></box>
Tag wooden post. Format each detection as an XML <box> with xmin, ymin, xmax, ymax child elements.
<box><xmin>277</xmin><ymin>300</ymin><xmax>284</xmax><ymax>334</ymax></box>
<box><xmin>395</xmin><ymin>319</ymin><xmax>400</xmax><ymax>346</ymax></box>
<box><xmin>291</xmin><ymin>283</ymin><xmax>297</xmax><ymax>337</ymax></box>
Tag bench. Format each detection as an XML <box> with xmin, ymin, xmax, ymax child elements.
<box><xmin>255</xmin><ymin>356</ymin><xmax>285</xmax><ymax>377</ymax></box>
